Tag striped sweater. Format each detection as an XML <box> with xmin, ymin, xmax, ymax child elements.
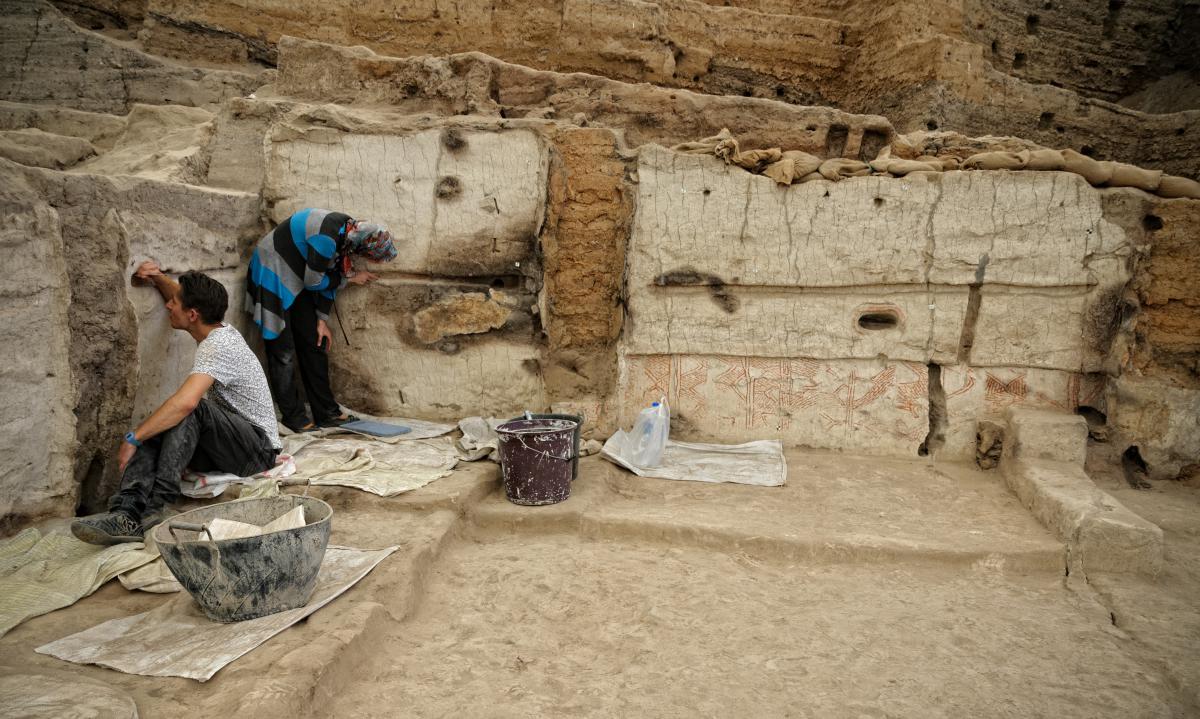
<box><xmin>245</xmin><ymin>208</ymin><xmax>351</xmax><ymax>340</ymax></box>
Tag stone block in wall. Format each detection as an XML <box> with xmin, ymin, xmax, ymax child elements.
<box><xmin>0</xmin><ymin>196</ymin><xmax>76</xmax><ymax>526</ymax></box>
<box><xmin>632</xmin><ymin>149</ymin><xmax>1132</xmax><ymax>290</ymax></box>
<box><xmin>326</xmin><ymin>278</ymin><xmax>543</xmax><ymax>420</ymax></box>
<box><xmin>939</xmin><ymin>364</ymin><xmax>1105</xmax><ymax>460</ymax></box>
<box><xmin>265</xmin><ymin>124</ymin><xmax>548</xmax><ymax>277</ymax></box>
<box><xmin>631</xmin><ymin>147</ymin><xmax>935</xmax><ymax>287</ymax></box>
<box><xmin>928</xmin><ymin>171</ymin><xmax>1132</xmax><ymax>287</ymax></box>
<box><xmin>0</xmin><ymin>128</ymin><xmax>96</xmax><ymax>169</ymax></box>
<box><xmin>1107</xmin><ymin>375</ymin><xmax>1200</xmax><ymax>481</ymax></box>
<box><xmin>0</xmin><ymin>100</ymin><xmax>128</xmax><ymax>150</ymax></box>
<box><xmin>968</xmin><ymin>284</ymin><xmax>1123</xmax><ymax>373</ymax></box>
<box><xmin>1001</xmin><ymin>458</ymin><xmax>1164</xmax><ymax>576</ymax></box>
<box><xmin>1002</xmin><ymin>407</ymin><xmax>1089</xmax><ymax>467</ymax></box>
<box><xmin>99</xmin><ymin>177</ymin><xmax>262</xmax><ymax>273</ymax></box>
<box><xmin>625</xmin><ymin>284</ymin><xmax>968</xmax><ymax>365</ymax></box>
<box><xmin>204</xmin><ymin>98</ymin><xmax>291</xmax><ymax>194</ymax></box>
<box><xmin>619</xmin><ymin>354</ymin><xmax>928</xmax><ymax>456</ymax></box>
<box><xmin>73</xmin><ymin>104</ymin><xmax>216</xmax><ymax>184</ymax></box>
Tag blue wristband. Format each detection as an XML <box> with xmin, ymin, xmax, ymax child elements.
<box><xmin>124</xmin><ymin>431</ymin><xmax>142</xmax><ymax>448</ymax></box>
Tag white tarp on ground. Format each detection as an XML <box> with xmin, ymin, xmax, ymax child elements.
<box><xmin>0</xmin><ymin>528</ymin><xmax>158</xmax><ymax>639</ymax></box>
<box><xmin>601</xmin><ymin>432</ymin><xmax>787</xmax><ymax>487</ymax></box>
<box><xmin>280</xmin><ymin>436</ymin><xmax>461</xmax><ymax>497</ymax></box>
<box><xmin>36</xmin><ymin>545</ymin><xmax>397</xmax><ymax>682</ymax></box>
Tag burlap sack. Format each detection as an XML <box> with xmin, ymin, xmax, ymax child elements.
<box><xmin>1106</xmin><ymin>162</ymin><xmax>1163</xmax><ymax>192</ymax></box>
<box><xmin>797</xmin><ymin>171</ymin><xmax>825</xmax><ymax>183</ymax></box>
<box><xmin>732</xmin><ymin>147</ymin><xmax>783</xmax><ymax>172</ymax></box>
<box><xmin>1061</xmin><ymin>149</ymin><xmax>1113</xmax><ymax>185</ymax></box>
<box><xmin>1018</xmin><ymin>149</ymin><xmax>1066</xmax><ymax>171</ymax></box>
<box><xmin>762</xmin><ymin>150</ymin><xmax>822</xmax><ymax>185</ymax></box>
<box><xmin>918</xmin><ymin>155</ymin><xmax>961</xmax><ymax>171</ymax></box>
<box><xmin>1157</xmin><ymin>175</ymin><xmax>1200</xmax><ymax>199</ymax></box>
<box><xmin>963</xmin><ymin>151</ymin><xmax>1026</xmax><ymax>170</ymax></box>
<box><xmin>784</xmin><ymin>150</ymin><xmax>822</xmax><ymax>177</ymax></box>
<box><xmin>762</xmin><ymin>159</ymin><xmax>791</xmax><ymax>185</ymax></box>
<box><xmin>818</xmin><ymin>158</ymin><xmax>871</xmax><ymax>181</ymax></box>
<box><xmin>672</xmin><ymin>128</ymin><xmax>737</xmax><ymax>157</ymax></box>
<box><xmin>883</xmin><ymin>158</ymin><xmax>942</xmax><ymax>176</ymax></box>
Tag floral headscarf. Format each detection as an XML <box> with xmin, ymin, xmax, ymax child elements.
<box><xmin>344</xmin><ymin>221</ymin><xmax>397</xmax><ymax>262</ymax></box>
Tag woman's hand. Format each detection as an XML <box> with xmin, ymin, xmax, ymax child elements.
<box><xmin>316</xmin><ymin>319</ymin><xmax>333</xmax><ymax>350</ymax></box>
<box><xmin>346</xmin><ymin>271</ymin><xmax>379</xmax><ymax>286</ymax></box>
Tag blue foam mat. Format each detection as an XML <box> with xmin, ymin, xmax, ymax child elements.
<box><xmin>340</xmin><ymin>420</ymin><xmax>412</xmax><ymax>437</ymax></box>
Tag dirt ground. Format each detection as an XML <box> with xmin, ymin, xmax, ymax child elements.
<box><xmin>2</xmin><ymin>452</ymin><xmax>1199</xmax><ymax>718</ymax></box>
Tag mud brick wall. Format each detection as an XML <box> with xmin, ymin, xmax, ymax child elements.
<box><xmin>620</xmin><ymin>147</ymin><xmax>1146</xmax><ymax>458</ymax></box>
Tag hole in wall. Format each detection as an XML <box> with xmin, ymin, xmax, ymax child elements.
<box><xmin>1013</xmin><ymin>52</ymin><xmax>1027</xmax><ymax>69</ymax></box>
<box><xmin>919</xmin><ymin>363</ymin><xmax>946</xmax><ymax>457</ymax></box>
<box><xmin>856</xmin><ymin>308</ymin><xmax>901</xmax><ymax>330</ymax></box>
<box><xmin>436</xmin><ymin>175</ymin><xmax>463</xmax><ymax>199</ymax></box>
<box><xmin>873</xmin><ymin>197</ymin><xmax>884</xmax><ymax>207</ymax></box>
<box><xmin>1103</xmin><ymin>0</ymin><xmax>1123</xmax><ymax>38</ymax></box>
<box><xmin>1038</xmin><ymin>111</ymin><xmax>1055</xmax><ymax>130</ymax></box>
<box><xmin>441</xmin><ymin>128</ymin><xmax>467</xmax><ymax>152</ymax></box>
<box><xmin>925</xmin><ymin>119</ymin><xmax>939</xmax><ymax>131</ymax></box>
<box><xmin>1026</xmin><ymin>14</ymin><xmax>1040</xmax><ymax>33</ymax></box>
<box><xmin>991</xmin><ymin>40</ymin><xmax>999</xmax><ymax>54</ymax></box>
<box><xmin>77</xmin><ymin>454</ymin><xmax>106</xmax><ymax>516</ymax></box>
<box><xmin>859</xmin><ymin>129</ymin><xmax>889</xmax><ymax>161</ymax></box>
<box><xmin>1080</xmin><ymin>145</ymin><xmax>1097</xmax><ymax>157</ymax></box>
<box><xmin>825</xmin><ymin>124</ymin><xmax>849</xmax><ymax>156</ymax></box>
<box><xmin>1143</xmin><ymin>214</ymin><xmax>1163</xmax><ymax>231</ymax></box>
<box><xmin>1076</xmin><ymin>406</ymin><xmax>1108</xmax><ymax>441</ymax></box>
<box><xmin>1076</xmin><ymin>406</ymin><xmax>1108</xmax><ymax>426</ymax></box>
<box><xmin>775</xmin><ymin>85</ymin><xmax>786</xmax><ymax>97</ymax></box>
<box><xmin>1122</xmin><ymin>445</ymin><xmax>1152</xmax><ymax>489</ymax></box>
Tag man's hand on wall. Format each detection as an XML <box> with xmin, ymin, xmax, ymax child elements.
<box><xmin>132</xmin><ymin>260</ymin><xmax>163</xmax><ymax>284</ymax></box>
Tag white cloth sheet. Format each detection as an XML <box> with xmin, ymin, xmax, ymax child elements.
<box><xmin>601</xmin><ymin>431</ymin><xmax>787</xmax><ymax>486</ymax></box>
<box><xmin>0</xmin><ymin>528</ymin><xmax>158</xmax><ymax>638</ymax></box>
<box><xmin>280</xmin><ymin>436</ymin><xmax>460</xmax><ymax>497</ymax></box>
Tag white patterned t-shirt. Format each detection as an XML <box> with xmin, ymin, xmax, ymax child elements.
<box><xmin>191</xmin><ymin>324</ymin><xmax>281</xmax><ymax>450</ymax></box>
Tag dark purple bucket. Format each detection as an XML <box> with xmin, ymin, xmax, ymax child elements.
<box><xmin>496</xmin><ymin>418</ymin><xmax>578</xmax><ymax>506</ymax></box>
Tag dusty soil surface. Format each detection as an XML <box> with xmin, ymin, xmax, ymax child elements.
<box><xmin>336</xmin><ymin>538</ymin><xmax>1170</xmax><ymax>718</ymax></box>
<box><xmin>2</xmin><ymin>454</ymin><xmax>1199</xmax><ymax>718</ymax></box>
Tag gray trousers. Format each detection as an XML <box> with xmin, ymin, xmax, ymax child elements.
<box><xmin>109</xmin><ymin>398</ymin><xmax>277</xmax><ymax>522</ymax></box>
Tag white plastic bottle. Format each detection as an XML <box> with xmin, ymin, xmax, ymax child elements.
<box><xmin>628</xmin><ymin>398</ymin><xmax>670</xmax><ymax>467</ymax></box>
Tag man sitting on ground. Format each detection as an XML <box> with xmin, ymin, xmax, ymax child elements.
<box><xmin>72</xmin><ymin>263</ymin><xmax>281</xmax><ymax>545</ymax></box>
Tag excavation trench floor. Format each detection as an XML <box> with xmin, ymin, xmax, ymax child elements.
<box><xmin>1</xmin><ymin>452</ymin><xmax>1198</xmax><ymax>718</ymax></box>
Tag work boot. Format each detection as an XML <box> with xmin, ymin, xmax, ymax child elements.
<box><xmin>71</xmin><ymin>511</ymin><xmax>143</xmax><ymax>545</ymax></box>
